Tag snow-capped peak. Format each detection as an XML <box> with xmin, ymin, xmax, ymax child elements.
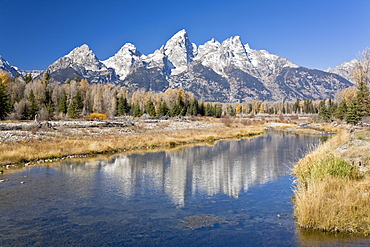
<box><xmin>59</xmin><ymin>44</ymin><xmax>107</xmax><ymax>72</ymax></box>
<box><xmin>102</xmin><ymin>43</ymin><xmax>142</xmax><ymax>80</ymax></box>
<box><xmin>163</xmin><ymin>29</ymin><xmax>195</xmax><ymax>75</ymax></box>
<box><xmin>325</xmin><ymin>59</ymin><xmax>358</xmax><ymax>83</ymax></box>
<box><xmin>0</xmin><ymin>56</ymin><xmax>20</xmax><ymax>77</ymax></box>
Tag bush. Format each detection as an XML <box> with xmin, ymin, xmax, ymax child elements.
<box><xmin>88</xmin><ymin>113</ymin><xmax>108</xmax><ymax>120</ymax></box>
<box><xmin>307</xmin><ymin>154</ymin><xmax>362</xmax><ymax>181</ymax></box>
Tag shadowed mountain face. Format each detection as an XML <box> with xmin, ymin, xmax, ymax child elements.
<box><xmin>1</xmin><ymin>30</ymin><xmax>353</xmax><ymax>102</ymax></box>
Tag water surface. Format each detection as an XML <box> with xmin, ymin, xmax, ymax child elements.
<box><xmin>1</xmin><ymin>131</ymin><xmax>369</xmax><ymax>246</ymax></box>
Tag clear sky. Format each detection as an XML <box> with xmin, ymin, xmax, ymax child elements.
<box><xmin>1</xmin><ymin>0</ymin><xmax>369</xmax><ymax>71</ymax></box>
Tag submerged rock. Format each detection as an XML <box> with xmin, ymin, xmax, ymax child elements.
<box><xmin>180</xmin><ymin>214</ymin><xmax>237</xmax><ymax>230</ymax></box>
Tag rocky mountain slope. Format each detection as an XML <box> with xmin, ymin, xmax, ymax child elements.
<box><xmin>0</xmin><ymin>56</ymin><xmax>20</xmax><ymax>77</ymax></box>
<box><xmin>43</xmin><ymin>44</ymin><xmax>117</xmax><ymax>83</ymax></box>
<box><xmin>325</xmin><ymin>59</ymin><xmax>358</xmax><ymax>84</ymax></box>
<box><xmin>1</xmin><ymin>30</ymin><xmax>354</xmax><ymax>102</ymax></box>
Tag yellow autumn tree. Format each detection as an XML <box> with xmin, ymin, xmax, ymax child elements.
<box><xmin>0</xmin><ymin>70</ymin><xmax>11</xmax><ymax>86</ymax></box>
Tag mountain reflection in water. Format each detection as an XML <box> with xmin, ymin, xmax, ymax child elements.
<box><xmin>54</xmin><ymin>131</ymin><xmax>315</xmax><ymax>207</ymax></box>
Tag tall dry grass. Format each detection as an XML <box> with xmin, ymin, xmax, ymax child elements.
<box><xmin>0</xmin><ymin>121</ymin><xmax>265</xmax><ymax>166</ymax></box>
<box><xmin>293</xmin><ymin>127</ymin><xmax>370</xmax><ymax>235</ymax></box>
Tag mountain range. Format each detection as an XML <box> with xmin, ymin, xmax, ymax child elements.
<box><xmin>1</xmin><ymin>29</ymin><xmax>355</xmax><ymax>103</ymax></box>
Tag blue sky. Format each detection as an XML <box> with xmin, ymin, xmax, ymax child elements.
<box><xmin>1</xmin><ymin>0</ymin><xmax>369</xmax><ymax>71</ymax></box>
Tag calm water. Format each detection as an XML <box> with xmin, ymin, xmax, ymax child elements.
<box><xmin>1</xmin><ymin>131</ymin><xmax>370</xmax><ymax>246</ymax></box>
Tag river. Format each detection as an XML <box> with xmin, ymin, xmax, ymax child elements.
<box><xmin>1</xmin><ymin>130</ymin><xmax>369</xmax><ymax>246</ymax></box>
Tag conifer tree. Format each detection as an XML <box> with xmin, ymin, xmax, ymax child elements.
<box><xmin>335</xmin><ymin>101</ymin><xmax>347</xmax><ymax>120</ymax></box>
<box><xmin>24</xmin><ymin>73</ymin><xmax>33</xmax><ymax>84</ymax></box>
<box><xmin>67</xmin><ymin>92</ymin><xmax>83</xmax><ymax>118</ymax></box>
<box><xmin>205</xmin><ymin>103</ymin><xmax>214</xmax><ymax>116</ymax></box>
<box><xmin>188</xmin><ymin>97</ymin><xmax>199</xmax><ymax>116</ymax></box>
<box><xmin>28</xmin><ymin>89</ymin><xmax>38</xmax><ymax>118</ymax></box>
<box><xmin>117</xmin><ymin>96</ymin><xmax>130</xmax><ymax>116</ymax></box>
<box><xmin>169</xmin><ymin>103</ymin><xmax>181</xmax><ymax>117</ymax></box>
<box><xmin>293</xmin><ymin>99</ymin><xmax>300</xmax><ymax>113</ymax></box>
<box><xmin>145</xmin><ymin>100</ymin><xmax>156</xmax><ymax>117</ymax></box>
<box><xmin>345</xmin><ymin>98</ymin><xmax>362</xmax><ymax>124</ymax></box>
<box><xmin>131</xmin><ymin>104</ymin><xmax>142</xmax><ymax>117</ymax></box>
<box><xmin>57</xmin><ymin>91</ymin><xmax>68</xmax><ymax>114</ymax></box>
<box><xmin>157</xmin><ymin>101</ymin><xmax>169</xmax><ymax>117</ymax></box>
<box><xmin>0</xmin><ymin>83</ymin><xmax>10</xmax><ymax>120</ymax></box>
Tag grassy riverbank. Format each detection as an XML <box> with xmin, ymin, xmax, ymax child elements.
<box><xmin>0</xmin><ymin>117</ymin><xmax>265</xmax><ymax>168</ymax></box>
<box><xmin>293</xmin><ymin>126</ymin><xmax>370</xmax><ymax>235</ymax></box>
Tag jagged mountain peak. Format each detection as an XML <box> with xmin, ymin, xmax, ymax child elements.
<box><xmin>116</xmin><ymin>43</ymin><xmax>142</xmax><ymax>57</ymax></box>
<box><xmin>222</xmin><ymin>35</ymin><xmax>243</xmax><ymax>45</ymax></box>
<box><xmin>0</xmin><ymin>56</ymin><xmax>20</xmax><ymax>77</ymax></box>
<box><xmin>65</xmin><ymin>44</ymin><xmax>98</xmax><ymax>64</ymax></box>
<box><xmin>102</xmin><ymin>43</ymin><xmax>142</xmax><ymax>80</ymax></box>
<box><xmin>325</xmin><ymin>59</ymin><xmax>358</xmax><ymax>83</ymax></box>
<box><xmin>45</xmin><ymin>44</ymin><xmax>116</xmax><ymax>83</ymax></box>
<box><xmin>164</xmin><ymin>29</ymin><xmax>195</xmax><ymax>75</ymax></box>
<box><xmin>67</xmin><ymin>44</ymin><xmax>92</xmax><ymax>55</ymax></box>
<box><xmin>169</xmin><ymin>29</ymin><xmax>188</xmax><ymax>39</ymax></box>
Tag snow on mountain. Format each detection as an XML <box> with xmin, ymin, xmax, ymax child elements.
<box><xmin>102</xmin><ymin>43</ymin><xmax>142</xmax><ymax>80</ymax></box>
<box><xmin>46</xmin><ymin>44</ymin><xmax>117</xmax><ymax>83</ymax></box>
<box><xmin>325</xmin><ymin>59</ymin><xmax>358</xmax><ymax>84</ymax></box>
<box><xmin>8</xmin><ymin>29</ymin><xmax>352</xmax><ymax>102</ymax></box>
<box><xmin>194</xmin><ymin>35</ymin><xmax>298</xmax><ymax>85</ymax></box>
<box><xmin>195</xmin><ymin>36</ymin><xmax>250</xmax><ymax>76</ymax></box>
<box><xmin>19</xmin><ymin>70</ymin><xmax>43</xmax><ymax>79</ymax></box>
<box><xmin>0</xmin><ymin>56</ymin><xmax>20</xmax><ymax>77</ymax></box>
<box><xmin>244</xmin><ymin>45</ymin><xmax>299</xmax><ymax>83</ymax></box>
<box><xmin>163</xmin><ymin>29</ymin><xmax>195</xmax><ymax>75</ymax></box>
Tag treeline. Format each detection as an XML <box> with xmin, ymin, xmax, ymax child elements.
<box><xmin>0</xmin><ymin>70</ymin><xmax>362</xmax><ymax>122</ymax></box>
<box><xmin>0</xmin><ymin>71</ymin><xmax>230</xmax><ymax>120</ymax></box>
<box><xmin>0</xmin><ymin>69</ymin><xmax>338</xmax><ymax>121</ymax></box>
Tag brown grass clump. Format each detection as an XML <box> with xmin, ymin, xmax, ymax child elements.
<box><xmin>293</xmin><ymin>127</ymin><xmax>370</xmax><ymax>235</ymax></box>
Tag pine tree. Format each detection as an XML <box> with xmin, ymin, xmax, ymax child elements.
<box><xmin>205</xmin><ymin>103</ymin><xmax>214</xmax><ymax>116</ymax></box>
<box><xmin>356</xmin><ymin>78</ymin><xmax>370</xmax><ymax>116</ymax></box>
<box><xmin>117</xmin><ymin>96</ymin><xmax>130</xmax><ymax>116</ymax></box>
<box><xmin>157</xmin><ymin>101</ymin><xmax>169</xmax><ymax>117</ymax></box>
<box><xmin>67</xmin><ymin>92</ymin><xmax>83</xmax><ymax>118</ymax></box>
<box><xmin>188</xmin><ymin>97</ymin><xmax>199</xmax><ymax>116</ymax></box>
<box><xmin>198</xmin><ymin>101</ymin><xmax>205</xmax><ymax>116</ymax></box>
<box><xmin>131</xmin><ymin>104</ymin><xmax>142</xmax><ymax>117</ymax></box>
<box><xmin>145</xmin><ymin>100</ymin><xmax>156</xmax><ymax>117</ymax></box>
<box><xmin>345</xmin><ymin>98</ymin><xmax>362</xmax><ymax>124</ymax></box>
<box><xmin>169</xmin><ymin>103</ymin><xmax>181</xmax><ymax>117</ymax></box>
<box><xmin>227</xmin><ymin>105</ymin><xmax>236</xmax><ymax>116</ymax></box>
<box><xmin>214</xmin><ymin>104</ymin><xmax>223</xmax><ymax>117</ymax></box>
<box><xmin>57</xmin><ymin>91</ymin><xmax>68</xmax><ymax>114</ymax></box>
<box><xmin>335</xmin><ymin>101</ymin><xmax>347</xmax><ymax>120</ymax></box>
<box><xmin>28</xmin><ymin>89</ymin><xmax>38</xmax><ymax>118</ymax></box>
<box><xmin>293</xmin><ymin>98</ymin><xmax>300</xmax><ymax>113</ymax></box>
<box><xmin>24</xmin><ymin>73</ymin><xmax>33</xmax><ymax>84</ymax></box>
<box><xmin>43</xmin><ymin>70</ymin><xmax>50</xmax><ymax>85</ymax></box>
<box><xmin>0</xmin><ymin>83</ymin><xmax>10</xmax><ymax>120</ymax></box>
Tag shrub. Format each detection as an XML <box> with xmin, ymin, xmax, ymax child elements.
<box><xmin>88</xmin><ymin>113</ymin><xmax>108</xmax><ymax>120</ymax></box>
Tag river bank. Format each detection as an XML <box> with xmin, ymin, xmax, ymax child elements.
<box><xmin>293</xmin><ymin>126</ymin><xmax>370</xmax><ymax>235</ymax></box>
<box><xmin>0</xmin><ymin>117</ymin><xmax>266</xmax><ymax>170</ymax></box>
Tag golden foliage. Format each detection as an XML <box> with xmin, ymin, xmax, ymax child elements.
<box><xmin>0</xmin><ymin>70</ymin><xmax>11</xmax><ymax>86</ymax></box>
<box><xmin>87</xmin><ymin>112</ymin><xmax>108</xmax><ymax>120</ymax></box>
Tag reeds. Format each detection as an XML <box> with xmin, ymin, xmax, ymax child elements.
<box><xmin>293</xmin><ymin>127</ymin><xmax>370</xmax><ymax>235</ymax></box>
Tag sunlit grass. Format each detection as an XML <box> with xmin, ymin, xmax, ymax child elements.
<box><xmin>293</xmin><ymin>128</ymin><xmax>370</xmax><ymax>235</ymax></box>
<box><xmin>0</xmin><ymin>119</ymin><xmax>265</xmax><ymax>166</ymax></box>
